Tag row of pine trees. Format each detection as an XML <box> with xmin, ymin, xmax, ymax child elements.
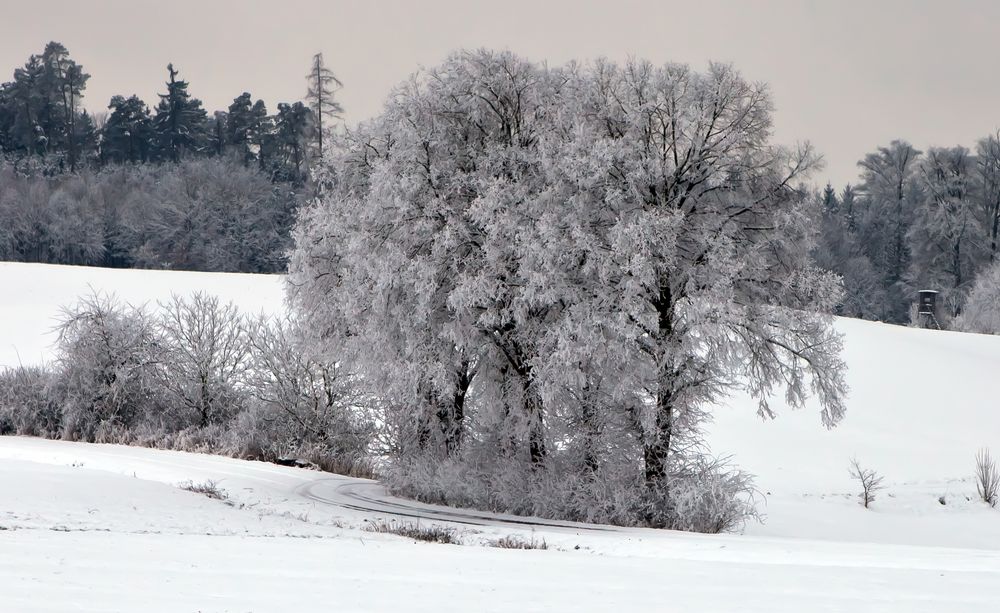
<box><xmin>0</xmin><ymin>42</ymin><xmax>342</xmax><ymax>183</ymax></box>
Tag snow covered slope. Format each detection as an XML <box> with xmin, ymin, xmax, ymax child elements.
<box><xmin>2</xmin><ymin>436</ymin><xmax>999</xmax><ymax>613</ymax></box>
<box><xmin>2</xmin><ymin>262</ymin><xmax>1000</xmax><ymax>611</ymax></box>
<box><xmin>708</xmin><ymin>316</ymin><xmax>1000</xmax><ymax>548</ymax></box>
<box><xmin>0</xmin><ymin>262</ymin><xmax>285</xmax><ymax>368</ymax></box>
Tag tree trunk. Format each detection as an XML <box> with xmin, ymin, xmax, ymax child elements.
<box><xmin>443</xmin><ymin>360</ymin><xmax>472</xmax><ymax>455</ymax></box>
<box><xmin>645</xmin><ymin>273</ymin><xmax>675</xmax><ymax>488</ymax></box>
<box><xmin>644</xmin><ymin>386</ymin><xmax>673</xmax><ymax>486</ymax></box>
<box><xmin>580</xmin><ymin>381</ymin><xmax>600</xmax><ymax>474</ymax></box>
<box><xmin>991</xmin><ymin>198</ymin><xmax>999</xmax><ymax>262</ymax></box>
<box><xmin>525</xmin><ymin>381</ymin><xmax>546</xmax><ymax>466</ymax></box>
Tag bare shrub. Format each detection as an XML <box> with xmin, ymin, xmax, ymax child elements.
<box><xmin>491</xmin><ymin>533</ymin><xmax>548</xmax><ymax>550</ymax></box>
<box><xmin>243</xmin><ymin>316</ymin><xmax>374</xmax><ymax>476</ymax></box>
<box><xmin>158</xmin><ymin>293</ymin><xmax>250</xmax><ymax>428</ymax></box>
<box><xmin>54</xmin><ymin>291</ymin><xmax>163</xmax><ymax>440</ymax></box>
<box><xmin>975</xmin><ymin>448</ymin><xmax>1000</xmax><ymax>507</ymax></box>
<box><xmin>0</xmin><ymin>365</ymin><xmax>61</xmax><ymax>436</ymax></box>
<box><xmin>363</xmin><ymin>519</ymin><xmax>458</xmax><ymax>544</ymax></box>
<box><xmin>179</xmin><ymin>479</ymin><xmax>228</xmax><ymax>501</ymax></box>
<box><xmin>385</xmin><ymin>452</ymin><xmax>757</xmax><ymax>533</ymax></box>
<box><xmin>849</xmin><ymin>458</ymin><xmax>885</xmax><ymax>508</ymax></box>
<box><xmin>1</xmin><ymin>290</ymin><xmax>377</xmax><ymax>483</ymax></box>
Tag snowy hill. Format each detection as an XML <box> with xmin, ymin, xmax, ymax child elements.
<box><xmin>0</xmin><ymin>262</ymin><xmax>285</xmax><ymax>368</ymax></box>
<box><xmin>2</xmin><ymin>262</ymin><xmax>1000</xmax><ymax>611</ymax></box>
<box><xmin>710</xmin><ymin>316</ymin><xmax>1000</xmax><ymax>548</ymax></box>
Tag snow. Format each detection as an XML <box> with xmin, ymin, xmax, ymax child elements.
<box><xmin>3</xmin><ymin>437</ymin><xmax>1000</xmax><ymax>613</ymax></box>
<box><xmin>708</xmin><ymin>317</ymin><xmax>1000</xmax><ymax>549</ymax></box>
<box><xmin>2</xmin><ymin>262</ymin><xmax>1000</xmax><ymax>611</ymax></box>
<box><xmin>0</xmin><ymin>262</ymin><xmax>285</xmax><ymax>368</ymax></box>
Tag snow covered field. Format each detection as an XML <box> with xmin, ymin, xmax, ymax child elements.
<box><xmin>0</xmin><ymin>262</ymin><xmax>285</xmax><ymax>369</ymax></box>
<box><xmin>2</xmin><ymin>263</ymin><xmax>1000</xmax><ymax>611</ymax></box>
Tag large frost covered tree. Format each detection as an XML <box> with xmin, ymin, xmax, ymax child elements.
<box><xmin>855</xmin><ymin>141</ymin><xmax>922</xmax><ymax>323</ymax></box>
<box><xmin>908</xmin><ymin>146</ymin><xmax>988</xmax><ymax>318</ymax></box>
<box><xmin>288</xmin><ymin>50</ymin><xmax>847</xmax><ymax>530</ymax></box>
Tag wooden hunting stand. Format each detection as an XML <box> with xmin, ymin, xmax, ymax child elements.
<box><xmin>917</xmin><ymin>289</ymin><xmax>940</xmax><ymax>329</ymax></box>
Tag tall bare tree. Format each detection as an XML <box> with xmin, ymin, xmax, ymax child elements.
<box><xmin>305</xmin><ymin>52</ymin><xmax>343</xmax><ymax>160</ymax></box>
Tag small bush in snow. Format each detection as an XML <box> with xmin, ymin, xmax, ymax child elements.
<box><xmin>0</xmin><ymin>366</ymin><xmax>60</xmax><ymax>437</ymax></box>
<box><xmin>179</xmin><ymin>479</ymin><xmax>228</xmax><ymax>501</ymax></box>
<box><xmin>975</xmin><ymin>448</ymin><xmax>1000</xmax><ymax>507</ymax></box>
<box><xmin>363</xmin><ymin>519</ymin><xmax>458</xmax><ymax>544</ymax></box>
<box><xmin>491</xmin><ymin>533</ymin><xmax>548</xmax><ymax>550</ymax></box>
<box><xmin>848</xmin><ymin>458</ymin><xmax>885</xmax><ymax>508</ymax></box>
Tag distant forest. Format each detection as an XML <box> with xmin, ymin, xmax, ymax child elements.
<box><xmin>0</xmin><ymin>42</ymin><xmax>342</xmax><ymax>272</ymax></box>
<box><xmin>813</xmin><ymin>140</ymin><xmax>1000</xmax><ymax>330</ymax></box>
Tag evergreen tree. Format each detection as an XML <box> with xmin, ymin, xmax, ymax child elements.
<box><xmin>226</xmin><ymin>93</ymin><xmax>267</xmax><ymax>165</ymax></box>
<box><xmin>206</xmin><ymin>110</ymin><xmax>227</xmax><ymax>156</ymax></box>
<box><xmin>271</xmin><ymin>102</ymin><xmax>312</xmax><ymax>183</ymax></box>
<box><xmin>39</xmin><ymin>42</ymin><xmax>90</xmax><ymax>170</ymax></box>
<box><xmin>812</xmin><ymin>184</ymin><xmax>882</xmax><ymax>319</ymax></box>
<box><xmin>101</xmin><ymin>95</ymin><xmax>153</xmax><ymax>164</ymax></box>
<box><xmin>305</xmin><ymin>52</ymin><xmax>343</xmax><ymax>160</ymax></box>
<box><xmin>0</xmin><ymin>43</ymin><xmax>90</xmax><ymax>166</ymax></box>
<box><xmin>821</xmin><ymin>182</ymin><xmax>839</xmax><ymax>214</ymax></box>
<box><xmin>841</xmin><ymin>184</ymin><xmax>859</xmax><ymax>231</ymax></box>
<box><xmin>0</xmin><ymin>82</ymin><xmax>16</xmax><ymax>153</ymax></box>
<box><xmin>151</xmin><ymin>64</ymin><xmax>207</xmax><ymax>162</ymax></box>
<box><xmin>72</xmin><ymin>110</ymin><xmax>98</xmax><ymax>165</ymax></box>
<box><xmin>6</xmin><ymin>53</ymin><xmax>47</xmax><ymax>155</ymax></box>
<box><xmin>249</xmin><ymin>99</ymin><xmax>271</xmax><ymax>170</ymax></box>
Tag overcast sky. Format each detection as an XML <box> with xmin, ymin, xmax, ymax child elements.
<box><xmin>4</xmin><ymin>0</ymin><xmax>1000</xmax><ymax>188</ymax></box>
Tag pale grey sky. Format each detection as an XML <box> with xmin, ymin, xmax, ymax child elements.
<box><xmin>5</xmin><ymin>0</ymin><xmax>1000</xmax><ymax>187</ymax></box>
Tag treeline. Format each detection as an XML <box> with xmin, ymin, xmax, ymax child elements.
<box><xmin>814</xmin><ymin>138</ymin><xmax>1000</xmax><ymax>327</ymax></box>
<box><xmin>0</xmin><ymin>42</ymin><xmax>344</xmax><ymax>272</ymax></box>
<box><xmin>0</xmin><ymin>292</ymin><xmax>372</xmax><ymax>476</ymax></box>
<box><xmin>0</xmin><ymin>158</ymin><xmax>298</xmax><ymax>272</ymax></box>
<box><xmin>0</xmin><ymin>42</ymin><xmax>341</xmax><ymax>182</ymax></box>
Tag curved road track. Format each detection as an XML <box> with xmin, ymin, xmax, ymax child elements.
<box><xmin>296</xmin><ymin>476</ymin><xmax>618</xmax><ymax>532</ymax></box>
<box><xmin>0</xmin><ymin>436</ymin><xmax>616</xmax><ymax>533</ymax></box>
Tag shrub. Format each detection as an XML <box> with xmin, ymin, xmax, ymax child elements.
<box><xmin>54</xmin><ymin>291</ymin><xmax>163</xmax><ymax>440</ymax></box>
<box><xmin>363</xmin><ymin>519</ymin><xmax>459</xmax><ymax>544</ymax></box>
<box><xmin>178</xmin><ymin>479</ymin><xmax>228</xmax><ymax>501</ymax></box>
<box><xmin>158</xmin><ymin>293</ymin><xmax>250</xmax><ymax>428</ymax></box>
<box><xmin>243</xmin><ymin>316</ymin><xmax>375</xmax><ymax>476</ymax></box>
<box><xmin>491</xmin><ymin>533</ymin><xmax>548</xmax><ymax>550</ymax></box>
<box><xmin>975</xmin><ymin>448</ymin><xmax>1000</xmax><ymax>507</ymax></box>
<box><xmin>0</xmin><ymin>365</ymin><xmax>61</xmax><ymax>436</ymax></box>
<box><xmin>849</xmin><ymin>458</ymin><xmax>885</xmax><ymax>509</ymax></box>
<box><xmin>384</xmin><ymin>451</ymin><xmax>757</xmax><ymax>533</ymax></box>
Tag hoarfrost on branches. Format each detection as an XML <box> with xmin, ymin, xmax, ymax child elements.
<box><xmin>287</xmin><ymin>50</ymin><xmax>848</xmax><ymax>530</ymax></box>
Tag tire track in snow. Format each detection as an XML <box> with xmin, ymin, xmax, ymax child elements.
<box><xmin>296</xmin><ymin>478</ymin><xmax>617</xmax><ymax>532</ymax></box>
